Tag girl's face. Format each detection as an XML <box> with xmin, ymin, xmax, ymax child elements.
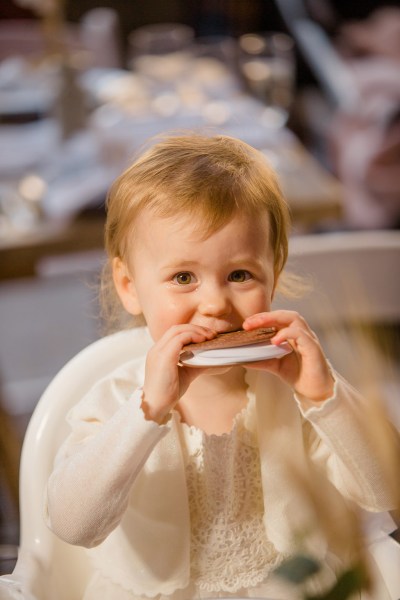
<box><xmin>114</xmin><ymin>209</ymin><xmax>276</xmax><ymax>341</ymax></box>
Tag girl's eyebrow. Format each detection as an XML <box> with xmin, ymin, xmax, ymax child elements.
<box><xmin>160</xmin><ymin>260</ymin><xmax>198</xmax><ymax>271</ymax></box>
<box><xmin>161</xmin><ymin>256</ymin><xmax>266</xmax><ymax>271</ymax></box>
<box><xmin>225</xmin><ymin>256</ymin><xmax>267</xmax><ymax>271</ymax></box>
<box><xmin>229</xmin><ymin>256</ymin><xmax>265</xmax><ymax>265</ymax></box>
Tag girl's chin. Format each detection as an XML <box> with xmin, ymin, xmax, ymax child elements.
<box><xmin>201</xmin><ymin>364</ymin><xmax>238</xmax><ymax>376</ymax></box>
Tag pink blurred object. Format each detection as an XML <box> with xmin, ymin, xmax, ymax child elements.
<box><xmin>276</xmin><ymin>1</ymin><xmax>400</xmax><ymax>229</ymax></box>
<box><xmin>338</xmin><ymin>7</ymin><xmax>400</xmax><ymax>62</ymax></box>
<box><xmin>329</xmin><ymin>8</ymin><xmax>400</xmax><ymax>229</ymax></box>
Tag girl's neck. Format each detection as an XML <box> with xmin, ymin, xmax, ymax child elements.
<box><xmin>176</xmin><ymin>367</ymin><xmax>249</xmax><ymax>435</ymax></box>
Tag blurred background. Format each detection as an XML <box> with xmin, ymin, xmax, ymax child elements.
<box><xmin>0</xmin><ymin>0</ymin><xmax>399</xmax><ymax>575</ymax></box>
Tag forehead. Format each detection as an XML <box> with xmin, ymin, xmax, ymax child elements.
<box><xmin>126</xmin><ymin>208</ymin><xmax>273</xmax><ymax>271</ymax></box>
<box><xmin>133</xmin><ymin>205</ymin><xmax>271</xmax><ymax>243</ymax></box>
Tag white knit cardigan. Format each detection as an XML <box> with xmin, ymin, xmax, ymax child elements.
<box><xmin>45</xmin><ymin>329</ymin><xmax>396</xmax><ymax>597</ymax></box>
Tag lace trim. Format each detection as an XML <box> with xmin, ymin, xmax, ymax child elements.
<box><xmin>183</xmin><ymin>403</ymin><xmax>281</xmax><ymax>593</ymax></box>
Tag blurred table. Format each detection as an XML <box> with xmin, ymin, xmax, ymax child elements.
<box><xmin>0</xmin><ymin>212</ymin><xmax>105</xmax><ymax>279</ymax></box>
<box><xmin>0</xmin><ymin>60</ymin><xmax>343</xmax><ymax>280</ymax></box>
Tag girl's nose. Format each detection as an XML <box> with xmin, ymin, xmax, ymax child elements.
<box><xmin>197</xmin><ymin>285</ymin><xmax>230</xmax><ymax>317</ymax></box>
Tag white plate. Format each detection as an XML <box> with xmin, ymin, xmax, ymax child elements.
<box><xmin>180</xmin><ymin>340</ymin><xmax>292</xmax><ymax>367</ymax></box>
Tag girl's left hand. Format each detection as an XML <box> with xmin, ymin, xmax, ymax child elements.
<box><xmin>243</xmin><ymin>311</ymin><xmax>334</xmax><ymax>402</ymax></box>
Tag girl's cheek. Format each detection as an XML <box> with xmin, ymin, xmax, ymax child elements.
<box><xmin>249</xmin><ymin>290</ymin><xmax>271</xmax><ymax>313</ymax></box>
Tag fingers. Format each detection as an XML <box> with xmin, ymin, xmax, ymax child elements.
<box><xmin>243</xmin><ymin>310</ymin><xmax>333</xmax><ymax>400</ymax></box>
<box><xmin>142</xmin><ymin>325</ymin><xmax>219</xmax><ymax>423</ymax></box>
<box><xmin>243</xmin><ymin>310</ymin><xmax>315</xmax><ymax>345</ymax></box>
<box><xmin>244</xmin><ymin>309</ymin><xmax>306</xmax><ymax>329</ymax></box>
<box><xmin>159</xmin><ymin>324</ymin><xmax>217</xmax><ymax>349</ymax></box>
<box><xmin>151</xmin><ymin>324</ymin><xmax>217</xmax><ymax>364</ymax></box>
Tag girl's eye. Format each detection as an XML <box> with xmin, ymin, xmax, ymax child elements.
<box><xmin>173</xmin><ymin>272</ymin><xmax>193</xmax><ymax>285</ymax></box>
<box><xmin>228</xmin><ymin>270</ymin><xmax>251</xmax><ymax>283</ymax></box>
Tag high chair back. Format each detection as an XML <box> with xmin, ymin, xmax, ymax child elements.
<box><xmin>0</xmin><ymin>328</ymin><xmax>151</xmax><ymax>600</ymax></box>
<box><xmin>277</xmin><ymin>229</ymin><xmax>400</xmax><ymax>326</ymax></box>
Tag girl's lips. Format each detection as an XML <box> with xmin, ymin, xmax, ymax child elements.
<box><xmin>192</xmin><ymin>322</ymin><xmax>240</xmax><ymax>335</ymax></box>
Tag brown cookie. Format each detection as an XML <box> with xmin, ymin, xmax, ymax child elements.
<box><xmin>182</xmin><ymin>327</ymin><xmax>276</xmax><ymax>353</ymax></box>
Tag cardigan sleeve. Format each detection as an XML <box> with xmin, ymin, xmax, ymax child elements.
<box><xmin>45</xmin><ymin>361</ymin><xmax>171</xmax><ymax>548</ymax></box>
<box><xmin>294</xmin><ymin>372</ymin><xmax>398</xmax><ymax>512</ymax></box>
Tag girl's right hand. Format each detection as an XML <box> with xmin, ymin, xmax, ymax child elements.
<box><xmin>141</xmin><ymin>325</ymin><xmax>216</xmax><ymax>424</ymax></box>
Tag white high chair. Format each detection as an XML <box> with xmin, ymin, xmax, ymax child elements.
<box><xmin>1</xmin><ymin>231</ymin><xmax>399</xmax><ymax>599</ymax></box>
<box><xmin>0</xmin><ymin>327</ymin><xmax>152</xmax><ymax>600</ymax></box>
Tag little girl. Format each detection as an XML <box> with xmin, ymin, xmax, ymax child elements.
<box><xmin>45</xmin><ymin>134</ymin><xmax>396</xmax><ymax>600</ymax></box>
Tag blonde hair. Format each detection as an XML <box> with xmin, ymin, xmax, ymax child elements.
<box><xmin>101</xmin><ymin>132</ymin><xmax>291</xmax><ymax>331</ymax></box>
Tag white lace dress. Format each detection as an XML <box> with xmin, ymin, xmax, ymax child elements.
<box><xmin>180</xmin><ymin>409</ymin><xmax>286</xmax><ymax>597</ymax></box>
<box><xmin>84</xmin><ymin>402</ymin><xmax>301</xmax><ymax>600</ymax></box>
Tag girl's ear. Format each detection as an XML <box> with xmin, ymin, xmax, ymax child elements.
<box><xmin>112</xmin><ymin>257</ymin><xmax>142</xmax><ymax>315</ymax></box>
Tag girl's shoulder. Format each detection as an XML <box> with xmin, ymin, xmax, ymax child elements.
<box><xmin>66</xmin><ymin>327</ymin><xmax>151</xmax><ymax>422</ymax></box>
<box><xmin>66</xmin><ymin>356</ymin><xmax>146</xmax><ymax>425</ymax></box>
<box><xmin>91</xmin><ymin>326</ymin><xmax>151</xmax><ymax>389</ymax></box>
